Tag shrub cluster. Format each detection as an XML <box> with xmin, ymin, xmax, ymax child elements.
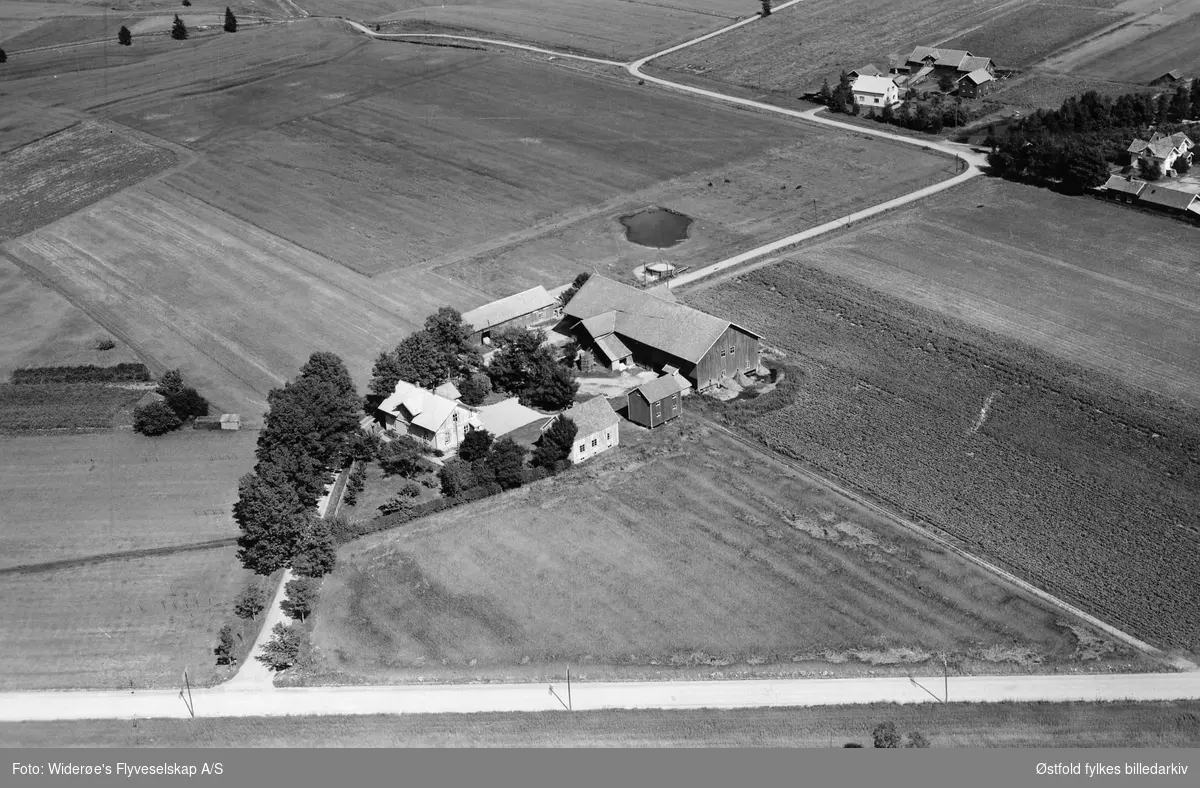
<box><xmin>132</xmin><ymin>368</ymin><xmax>210</xmax><ymax>436</ymax></box>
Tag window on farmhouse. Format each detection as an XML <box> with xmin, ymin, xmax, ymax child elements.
<box><xmin>591</xmin><ymin>438</ymin><xmax>598</xmax><ymax>447</ymax></box>
<box><xmin>579</xmin><ymin>444</ymin><xmax>586</xmax><ymax>453</ymax></box>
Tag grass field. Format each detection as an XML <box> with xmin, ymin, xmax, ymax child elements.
<box><xmin>0</xmin><ymin>429</ymin><xmax>259</xmax><ymax>569</ymax></box>
<box><xmin>780</xmin><ymin>178</ymin><xmax>1200</xmax><ymax>407</ymax></box>
<box><xmin>0</xmin><ymin>121</ymin><xmax>176</xmax><ymax>242</ymax></box>
<box><xmin>4</xmin><ymin>701</ymin><xmax>1199</xmax><ymax>747</ymax></box>
<box><xmin>987</xmin><ymin>72</ymin><xmax>1157</xmax><ymax>110</ymax></box>
<box><xmin>1062</xmin><ymin>10</ymin><xmax>1200</xmax><ymax>83</ymax></box>
<box><xmin>940</xmin><ymin>3</ymin><xmax>1127</xmax><ymax>67</ymax></box>
<box><xmin>0</xmin><ymin>546</ymin><xmax>248</xmax><ymax>690</ymax></box>
<box><xmin>686</xmin><ymin>262</ymin><xmax>1200</xmax><ymax>655</ymax></box>
<box><xmin>0</xmin><ymin>255</ymin><xmax>140</xmax><ymax>380</ymax></box>
<box><xmin>309</xmin><ymin>420</ymin><xmax>1143</xmax><ymax>686</ymax></box>
<box><xmin>0</xmin><ymin>100</ymin><xmax>85</xmax><ymax>155</ymax></box>
<box><xmin>0</xmin><ymin>383</ymin><xmax>143</xmax><ymax>431</ymax></box>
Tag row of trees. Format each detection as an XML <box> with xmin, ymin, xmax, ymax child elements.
<box><xmin>1014</xmin><ymin>83</ymin><xmax>1200</xmax><ymax>136</ymax></box>
<box><xmin>436</xmin><ymin>415</ymin><xmax>577</xmax><ymax>500</ymax></box>
<box><xmin>233</xmin><ymin>351</ymin><xmax>361</xmax><ymax>578</ymax></box>
<box><xmin>367</xmin><ymin>303</ymin><xmax>580</xmax><ymax>414</ymax></box>
<box><xmin>132</xmin><ymin>368</ymin><xmax>210</xmax><ymax>436</ymax></box>
<box><xmin>116</xmin><ymin>7</ymin><xmax>237</xmax><ymax>46</ymax></box>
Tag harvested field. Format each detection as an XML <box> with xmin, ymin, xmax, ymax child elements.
<box><xmin>0</xmin><ymin>383</ymin><xmax>142</xmax><ymax>431</ymax></box>
<box><xmin>0</xmin><ymin>121</ymin><xmax>176</xmax><ymax>242</ymax></box>
<box><xmin>650</xmin><ymin>0</ymin><xmax>1114</xmax><ymax>94</ymax></box>
<box><xmin>149</xmin><ymin>43</ymin><xmax>840</xmax><ymax>275</ymax></box>
<box><xmin>686</xmin><ymin>263</ymin><xmax>1200</xmax><ymax>653</ymax></box>
<box><xmin>0</xmin><ymin>14</ymin><xmax>136</xmax><ymax>50</ymax></box>
<box><xmin>0</xmin><ymin>182</ymin><xmax>432</xmax><ymax>415</ymax></box>
<box><xmin>940</xmin><ymin>4</ymin><xmax>1127</xmax><ymax>67</ymax></box>
<box><xmin>6</xmin><ymin>701</ymin><xmax>1200</xmax><ymax>747</ymax></box>
<box><xmin>786</xmin><ymin>178</ymin><xmax>1200</xmax><ymax>406</ymax></box>
<box><xmin>0</xmin><ymin>101</ymin><xmax>82</xmax><ymax>155</ymax></box>
<box><xmin>0</xmin><ymin>429</ymin><xmax>259</xmax><ymax>570</ymax></box>
<box><xmin>0</xmin><ymin>546</ymin><xmax>247</xmax><ymax>690</ymax></box>
<box><xmin>0</xmin><ymin>254</ymin><xmax>139</xmax><ymax>379</ymax></box>
<box><xmin>988</xmin><ymin>72</ymin><xmax>1156</xmax><ymax>110</ymax></box>
<box><xmin>310</xmin><ymin>421</ymin><xmax>1140</xmax><ymax>685</ymax></box>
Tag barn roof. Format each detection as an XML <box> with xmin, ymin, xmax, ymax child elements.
<box><xmin>1103</xmin><ymin>175</ymin><xmax>1147</xmax><ymax>196</ymax></box>
<box><xmin>1139</xmin><ymin>185</ymin><xmax>1198</xmax><ymax>211</ymax></box>
<box><xmin>961</xmin><ymin>56</ymin><xmax>993</xmax><ymax>72</ymax></box>
<box><xmin>634</xmin><ymin>374</ymin><xmax>683</xmax><ymax>403</ymax></box>
<box><xmin>379</xmin><ymin>380</ymin><xmax>473</xmax><ymax>432</ymax></box>
<box><xmin>433</xmin><ymin>381</ymin><xmax>461</xmax><ymax>401</ymax></box>
<box><xmin>564</xmin><ymin>275</ymin><xmax>757</xmax><ymax>364</ymax></box>
<box><xmin>850</xmin><ymin>64</ymin><xmax>883</xmax><ymax>77</ymax></box>
<box><xmin>960</xmin><ymin>68</ymin><xmax>994</xmax><ymax>85</ymax></box>
<box><xmin>561</xmin><ymin>395</ymin><xmax>619</xmax><ymax>436</ymax></box>
<box><xmin>462</xmin><ymin>286</ymin><xmax>557</xmax><ymax>332</ymax></box>
<box><xmin>851</xmin><ymin>75</ymin><xmax>896</xmax><ymax>95</ymax></box>
<box><xmin>578</xmin><ymin>311</ymin><xmax>617</xmax><ymax>340</ymax></box>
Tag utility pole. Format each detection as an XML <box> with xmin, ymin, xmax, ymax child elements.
<box><xmin>566</xmin><ymin>665</ymin><xmax>572</xmax><ymax>711</ymax></box>
<box><xmin>942</xmin><ymin>652</ymin><xmax>948</xmax><ymax>703</ymax></box>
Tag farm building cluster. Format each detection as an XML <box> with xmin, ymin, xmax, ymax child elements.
<box><xmin>848</xmin><ymin>46</ymin><xmax>999</xmax><ymax>108</ymax></box>
<box><xmin>1102</xmin><ymin>132</ymin><xmax>1198</xmax><ymax>219</ymax></box>
<box><xmin>372</xmin><ymin>274</ymin><xmax>762</xmax><ymax>464</ymax></box>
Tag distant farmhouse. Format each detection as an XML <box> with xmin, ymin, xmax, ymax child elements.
<box><xmin>555</xmin><ymin>395</ymin><xmax>620</xmax><ymax>463</ymax></box>
<box><xmin>462</xmin><ymin>285</ymin><xmax>561</xmax><ymax>346</ymax></box>
<box><xmin>377</xmin><ymin>380</ymin><xmax>482</xmax><ymax>453</ymax></box>
<box><xmin>851</xmin><ymin>74</ymin><xmax>901</xmax><ymax>109</ymax></box>
<box><xmin>1127</xmin><ymin>131</ymin><xmax>1194</xmax><ymax>176</ymax></box>
<box><xmin>902</xmin><ymin>47</ymin><xmax>995</xmax><ymax>81</ymax></box>
<box><xmin>1148</xmin><ymin>69</ymin><xmax>1184</xmax><ymax>87</ymax></box>
<box><xmin>562</xmin><ymin>275</ymin><xmax>761</xmax><ymax>392</ymax></box>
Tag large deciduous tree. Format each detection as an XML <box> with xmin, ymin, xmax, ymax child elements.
<box><xmin>133</xmin><ymin>401</ymin><xmax>182</xmax><ymax>436</ymax></box>
<box><xmin>487</xmin><ymin>327</ymin><xmax>579</xmax><ymax>410</ymax></box>
<box><xmin>531</xmin><ymin>416</ymin><xmax>577</xmax><ymax>471</ymax></box>
<box><xmin>487</xmin><ymin>437</ymin><xmax>527</xmax><ymax>490</ymax></box>
<box><xmin>457</xmin><ymin>428</ymin><xmax>494</xmax><ymax>463</ymax></box>
<box><xmin>234</xmin><ymin>465</ymin><xmax>306</xmax><ymax>575</ymax></box>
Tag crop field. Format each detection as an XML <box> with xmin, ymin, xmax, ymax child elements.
<box><xmin>0</xmin><ymin>100</ymin><xmax>83</xmax><ymax>155</ymax></box>
<box><xmin>423</xmin><ymin>132</ymin><xmax>953</xmax><ymax>299</ymax></box>
<box><xmin>786</xmin><ymin>178</ymin><xmax>1200</xmax><ymax>407</ymax></box>
<box><xmin>0</xmin><ymin>14</ymin><xmax>137</xmax><ymax>50</ymax></box>
<box><xmin>0</xmin><ymin>429</ymin><xmax>258</xmax><ymax>570</ymax></box>
<box><xmin>650</xmin><ymin>0</ymin><xmax>1112</xmax><ymax>94</ymax></box>
<box><xmin>1061</xmin><ymin>11</ymin><xmax>1200</xmax><ymax>83</ymax></box>
<box><xmin>310</xmin><ymin>420</ymin><xmax>1138</xmax><ymax>686</ymax></box>
<box><xmin>139</xmin><ymin>43</ymin><xmax>844</xmax><ymax>276</ymax></box>
<box><xmin>6</xmin><ymin>701</ymin><xmax>1200</xmax><ymax>747</ymax></box>
<box><xmin>0</xmin><ymin>546</ymin><xmax>248</xmax><ymax>690</ymax></box>
<box><xmin>940</xmin><ymin>3</ymin><xmax>1127</xmax><ymax>67</ymax></box>
<box><xmin>0</xmin><ymin>383</ymin><xmax>143</xmax><ymax>431</ymax></box>
<box><xmin>987</xmin><ymin>72</ymin><xmax>1156</xmax><ymax>110</ymax></box>
<box><xmin>0</xmin><ymin>182</ymin><xmax>434</xmax><ymax>415</ymax></box>
<box><xmin>0</xmin><ymin>121</ymin><xmax>176</xmax><ymax>242</ymax></box>
<box><xmin>686</xmin><ymin>264</ymin><xmax>1200</xmax><ymax>654</ymax></box>
<box><xmin>0</xmin><ymin>255</ymin><xmax>139</xmax><ymax>379</ymax></box>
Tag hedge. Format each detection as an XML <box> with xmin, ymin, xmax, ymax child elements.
<box><xmin>11</xmin><ymin>363</ymin><xmax>151</xmax><ymax>385</ymax></box>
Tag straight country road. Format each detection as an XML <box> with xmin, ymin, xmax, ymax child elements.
<box><xmin>2</xmin><ymin>672</ymin><xmax>1198</xmax><ymax>722</ymax></box>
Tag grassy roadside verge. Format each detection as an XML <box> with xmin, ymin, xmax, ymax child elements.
<box><xmin>4</xmin><ymin>701</ymin><xmax>1198</xmax><ymax>747</ymax></box>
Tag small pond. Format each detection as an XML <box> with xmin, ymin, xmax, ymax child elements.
<box><xmin>619</xmin><ymin>207</ymin><xmax>693</xmax><ymax>248</ymax></box>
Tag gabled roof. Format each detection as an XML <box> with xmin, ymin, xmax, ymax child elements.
<box><xmin>594</xmin><ymin>333</ymin><xmax>633</xmax><ymax>362</ymax></box>
<box><xmin>851</xmin><ymin>75</ymin><xmax>896</xmax><ymax>95</ymax></box>
<box><xmin>907</xmin><ymin>46</ymin><xmax>972</xmax><ymax>67</ymax></box>
<box><xmin>475</xmin><ymin>397</ymin><xmax>549</xmax><ymax>436</ymax></box>
<box><xmin>379</xmin><ymin>380</ymin><xmax>465</xmax><ymax>432</ymax></box>
<box><xmin>1103</xmin><ymin>175</ymin><xmax>1147</xmax><ymax>196</ymax></box>
<box><xmin>1139</xmin><ymin>185</ymin><xmax>1198</xmax><ymax>211</ymax></box>
<box><xmin>633</xmin><ymin>374</ymin><xmax>683</xmax><ymax>403</ymax></box>
<box><xmin>1130</xmin><ymin>131</ymin><xmax>1194</xmax><ymax>159</ymax></box>
<box><xmin>850</xmin><ymin>64</ymin><xmax>883</xmax><ymax>77</ymax></box>
<box><xmin>959</xmin><ymin>68</ymin><xmax>994</xmax><ymax>85</ymax></box>
<box><xmin>578</xmin><ymin>311</ymin><xmax>617</xmax><ymax>340</ymax></box>
<box><xmin>462</xmin><ymin>286</ymin><xmax>557</xmax><ymax>332</ymax></box>
<box><xmin>561</xmin><ymin>395</ymin><xmax>619</xmax><ymax>436</ymax></box>
<box><xmin>136</xmin><ymin>391</ymin><xmax>166</xmax><ymax>408</ymax></box>
<box><xmin>434</xmin><ymin>381</ymin><xmax>461</xmax><ymax>401</ymax></box>
<box><xmin>564</xmin><ymin>275</ymin><xmax>758</xmax><ymax>365</ymax></box>
<box><xmin>961</xmin><ymin>56</ymin><xmax>993</xmax><ymax>73</ymax></box>
<box><xmin>1153</xmin><ymin>70</ymin><xmax>1183</xmax><ymax>82</ymax></box>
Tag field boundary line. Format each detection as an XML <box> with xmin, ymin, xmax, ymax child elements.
<box><xmin>0</xmin><ymin>538</ymin><xmax>238</xmax><ymax>577</ymax></box>
<box><xmin>693</xmin><ymin>416</ymin><xmax>1173</xmax><ymax>662</ymax></box>
<box><xmin>343</xmin><ymin>22</ymin><xmax>627</xmax><ymax>66</ymax></box>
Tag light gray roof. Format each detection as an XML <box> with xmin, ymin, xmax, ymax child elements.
<box><xmin>561</xmin><ymin>395</ymin><xmax>619</xmax><ymax>436</ymax></box>
<box><xmin>462</xmin><ymin>286</ymin><xmax>557</xmax><ymax>332</ymax></box>
<box><xmin>594</xmin><ymin>333</ymin><xmax>633</xmax><ymax>362</ymax></box>
<box><xmin>579</xmin><ymin>311</ymin><xmax>617</xmax><ymax>340</ymax></box>
<box><xmin>852</xmin><ymin>75</ymin><xmax>896</xmax><ymax>95</ymax></box>
<box><xmin>961</xmin><ymin>56</ymin><xmax>993</xmax><ymax>72</ymax></box>
<box><xmin>564</xmin><ymin>275</ymin><xmax>758</xmax><ymax>365</ymax></box>
<box><xmin>1103</xmin><ymin>175</ymin><xmax>1146</xmax><ymax>196</ymax></box>
<box><xmin>1139</xmin><ymin>185</ymin><xmax>1197</xmax><ymax>210</ymax></box>
<box><xmin>634</xmin><ymin>374</ymin><xmax>683</xmax><ymax>403</ymax></box>
<box><xmin>136</xmin><ymin>391</ymin><xmax>166</xmax><ymax>408</ymax></box>
<box><xmin>960</xmin><ymin>68</ymin><xmax>993</xmax><ymax>85</ymax></box>
<box><xmin>850</xmin><ymin>64</ymin><xmax>883</xmax><ymax>77</ymax></box>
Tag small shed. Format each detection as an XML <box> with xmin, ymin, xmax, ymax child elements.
<box><xmin>219</xmin><ymin>414</ymin><xmax>241</xmax><ymax>431</ymax></box>
<box><xmin>1149</xmin><ymin>69</ymin><xmax>1183</xmax><ymax>86</ymax></box>
<box><xmin>193</xmin><ymin>416</ymin><xmax>222</xmax><ymax>430</ymax></box>
<box><xmin>627</xmin><ymin>374</ymin><xmax>683</xmax><ymax>429</ymax></box>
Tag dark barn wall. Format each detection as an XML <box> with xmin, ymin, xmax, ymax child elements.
<box><xmin>693</xmin><ymin>326</ymin><xmax>760</xmax><ymax>390</ymax></box>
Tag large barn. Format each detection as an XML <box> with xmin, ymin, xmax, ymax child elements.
<box><xmin>562</xmin><ymin>275</ymin><xmax>761</xmax><ymax>391</ymax></box>
<box><xmin>461</xmin><ymin>286</ymin><xmax>561</xmax><ymax>346</ymax></box>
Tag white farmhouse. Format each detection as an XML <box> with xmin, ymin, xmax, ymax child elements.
<box><xmin>377</xmin><ymin>380</ymin><xmax>482</xmax><ymax>453</ymax></box>
<box><xmin>851</xmin><ymin>74</ymin><xmax>900</xmax><ymax>110</ymax></box>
